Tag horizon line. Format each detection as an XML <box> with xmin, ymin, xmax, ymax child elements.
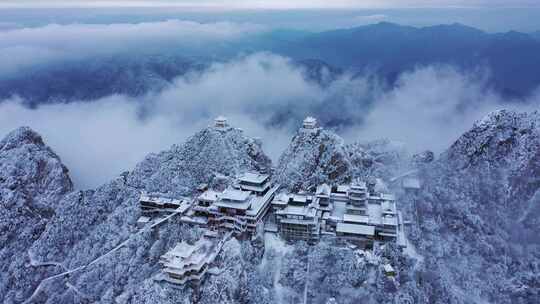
<box><xmin>1</xmin><ymin>2</ymin><xmax>539</xmax><ymax>10</ymax></box>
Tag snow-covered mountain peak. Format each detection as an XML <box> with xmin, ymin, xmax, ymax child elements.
<box><xmin>473</xmin><ymin>109</ymin><xmax>532</xmax><ymax>129</ymax></box>
<box><xmin>0</xmin><ymin>127</ymin><xmax>74</xmax><ymax>302</ymax></box>
<box><xmin>0</xmin><ymin>126</ymin><xmax>73</xmax><ymax>201</ymax></box>
<box><xmin>128</xmin><ymin>117</ymin><xmax>271</xmax><ymax>195</ymax></box>
<box><xmin>5</xmin><ymin>118</ymin><xmax>272</xmax><ymax>303</ymax></box>
<box><xmin>1</xmin><ymin>126</ymin><xmax>47</xmax><ymax>151</ymax></box>
<box><xmin>445</xmin><ymin>110</ymin><xmax>540</xmax><ymax>170</ymax></box>
<box><xmin>2</xmin><ymin>110</ymin><xmax>539</xmax><ymax>303</ymax></box>
<box><xmin>275</xmin><ymin>117</ymin><xmax>352</xmax><ymax>191</ymax></box>
<box><xmin>411</xmin><ymin>109</ymin><xmax>540</xmax><ymax>303</ymax></box>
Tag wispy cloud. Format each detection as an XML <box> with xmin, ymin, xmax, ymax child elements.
<box><xmin>348</xmin><ymin>65</ymin><xmax>539</xmax><ymax>152</ymax></box>
<box><xmin>0</xmin><ymin>12</ymin><xmax>537</xmax><ymax>188</ymax></box>
<box><xmin>0</xmin><ymin>20</ymin><xmax>264</xmax><ymax>76</ymax></box>
<box><xmin>1</xmin><ymin>53</ymin><xmax>537</xmax><ymax>189</ymax></box>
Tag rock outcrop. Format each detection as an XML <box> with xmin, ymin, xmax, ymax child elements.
<box><xmin>406</xmin><ymin>110</ymin><xmax>540</xmax><ymax>303</ymax></box>
<box><xmin>128</xmin><ymin>122</ymin><xmax>271</xmax><ymax>196</ymax></box>
<box><xmin>275</xmin><ymin>123</ymin><xmax>352</xmax><ymax>191</ymax></box>
<box><xmin>0</xmin><ymin>127</ymin><xmax>73</xmax><ymax>303</ymax></box>
<box><xmin>347</xmin><ymin>139</ymin><xmax>407</xmax><ymax>181</ymax></box>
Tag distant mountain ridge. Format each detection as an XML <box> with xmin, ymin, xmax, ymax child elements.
<box><xmin>0</xmin><ymin>54</ymin><xmax>206</xmax><ymax>106</ymax></box>
<box><xmin>2</xmin><ymin>22</ymin><xmax>540</xmax><ymax>107</ymax></box>
<box><xmin>273</xmin><ymin>22</ymin><xmax>540</xmax><ymax>98</ymax></box>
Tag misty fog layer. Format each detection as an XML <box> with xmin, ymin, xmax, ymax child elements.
<box><xmin>1</xmin><ymin>52</ymin><xmax>537</xmax><ymax>189</ymax></box>
<box><xmin>0</xmin><ymin>20</ymin><xmax>265</xmax><ymax>76</ymax></box>
<box><xmin>2</xmin><ymin>20</ymin><xmax>538</xmax><ymax>188</ymax></box>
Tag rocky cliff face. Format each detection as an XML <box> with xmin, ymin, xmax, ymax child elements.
<box><xmin>275</xmin><ymin>126</ymin><xmax>352</xmax><ymax>191</ymax></box>
<box><xmin>445</xmin><ymin>110</ymin><xmax>539</xmax><ymax>171</ymax></box>
<box><xmin>0</xmin><ymin>127</ymin><xmax>73</xmax><ymax>302</ymax></box>
<box><xmin>347</xmin><ymin>139</ymin><xmax>407</xmax><ymax>181</ymax></box>
<box><xmin>275</xmin><ymin>124</ymin><xmax>408</xmax><ymax>191</ymax></box>
<box><xmin>405</xmin><ymin>110</ymin><xmax>540</xmax><ymax>303</ymax></box>
<box><xmin>128</xmin><ymin>124</ymin><xmax>271</xmax><ymax>196</ymax></box>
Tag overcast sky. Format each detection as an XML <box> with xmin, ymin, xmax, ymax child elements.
<box><xmin>1</xmin><ymin>0</ymin><xmax>539</xmax><ymax>9</ymax></box>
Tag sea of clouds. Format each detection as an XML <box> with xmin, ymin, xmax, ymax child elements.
<box><xmin>1</xmin><ymin>20</ymin><xmax>537</xmax><ymax>188</ymax></box>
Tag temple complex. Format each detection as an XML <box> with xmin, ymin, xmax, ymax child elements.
<box><xmin>272</xmin><ymin>179</ymin><xmax>406</xmax><ymax>248</ymax></box>
<box><xmin>138</xmin><ymin>116</ymin><xmax>408</xmax><ymax>286</ymax></box>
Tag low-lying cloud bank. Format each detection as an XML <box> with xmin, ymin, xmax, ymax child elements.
<box><xmin>1</xmin><ymin>53</ymin><xmax>537</xmax><ymax>189</ymax></box>
<box><xmin>351</xmin><ymin>66</ymin><xmax>539</xmax><ymax>152</ymax></box>
<box><xmin>0</xmin><ymin>20</ymin><xmax>264</xmax><ymax>76</ymax></box>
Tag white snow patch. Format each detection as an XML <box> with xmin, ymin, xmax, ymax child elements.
<box><xmin>403</xmin><ymin>235</ymin><xmax>424</xmax><ymax>263</ymax></box>
<box><xmin>261</xmin><ymin>233</ymin><xmax>293</xmax><ymax>304</ymax></box>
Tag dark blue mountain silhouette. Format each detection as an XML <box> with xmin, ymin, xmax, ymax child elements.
<box><xmin>2</xmin><ymin>22</ymin><xmax>540</xmax><ymax>105</ymax></box>
<box><xmin>272</xmin><ymin>22</ymin><xmax>540</xmax><ymax>98</ymax></box>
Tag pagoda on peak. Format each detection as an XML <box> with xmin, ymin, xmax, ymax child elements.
<box><xmin>214</xmin><ymin>116</ymin><xmax>229</xmax><ymax>129</ymax></box>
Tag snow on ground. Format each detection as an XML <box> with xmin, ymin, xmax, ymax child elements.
<box><xmin>402</xmin><ymin>236</ymin><xmax>424</xmax><ymax>263</ymax></box>
<box><xmin>261</xmin><ymin>233</ymin><xmax>293</xmax><ymax>304</ymax></box>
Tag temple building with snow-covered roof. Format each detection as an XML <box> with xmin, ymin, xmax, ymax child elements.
<box><xmin>158</xmin><ymin>233</ymin><xmax>231</xmax><ymax>285</ymax></box>
<box><xmin>303</xmin><ymin>116</ymin><xmax>318</xmax><ymax>129</ymax></box>
<box><xmin>237</xmin><ymin>172</ymin><xmax>271</xmax><ymax>194</ymax></box>
<box><xmin>139</xmin><ymin>193</ymin><xmax>192</xmax><ymax>214</ymax></box>
<box><xmin>300</xmin><ymin>116</ymin><xmax>323</xmax><ymax>133</ymax></box>
<box><xmin>192</xmin><ymin>172</ymin><xmax>279</xmax><ymax>235</ymax></box>
<box><xmin>272</xmin><ymin>179</ymin><xmax>406</xmax><ymax>248</ymax></box>
<box><xmin>214</xmin><ymin>115</ymin><xmax>229</xmax><ymax>129</ymax></box>
<box><xmin>273</xmin><ymin>194</ymin><xmax>321</xmax><ymax>243</ymax></box>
